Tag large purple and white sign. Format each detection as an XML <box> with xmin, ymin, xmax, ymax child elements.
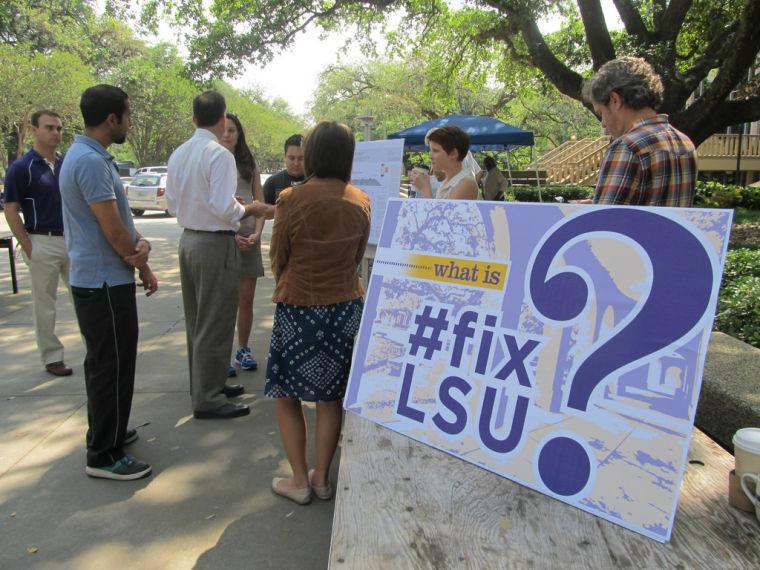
<box><xmin>344</xmin><ymin>199</ymin><xmax>732</xmax><ymax>541</ymax></box>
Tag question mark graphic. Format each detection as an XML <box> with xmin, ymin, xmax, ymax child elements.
<box><xmin>528</xmin><ymin>208</ymin><xmax>714</xmax><ymax>496</ymax></box>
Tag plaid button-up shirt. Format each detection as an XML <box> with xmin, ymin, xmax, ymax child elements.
<box><xmin>593</xmin><ymin>115</ymin><xmax>697</xmax><ymax>207</ymax></box>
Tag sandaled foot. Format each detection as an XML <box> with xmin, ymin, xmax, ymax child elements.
<box><xmin>272</xmin><ymin>477</ymin><xmax>312</xmax><ymax>505</ymax></box>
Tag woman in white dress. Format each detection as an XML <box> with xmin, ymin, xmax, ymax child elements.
<box><xmin>409</xmin><ymin>126</ymin><xmax>479</xmax><ymax>200</ymax></box>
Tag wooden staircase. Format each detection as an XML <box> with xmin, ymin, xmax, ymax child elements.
<box><xmin>530</xmin><ymin>136</ymin><xmax>610</xmax><ymax>185</ymax></box>
<box><xmin>532</xmin><ymin>133</ymin><xmax>760</xmax><ymax>185</ymax></box>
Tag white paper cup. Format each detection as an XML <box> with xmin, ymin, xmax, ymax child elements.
<box><xmin>734</xmin><ymin>428</ymin><xmax>760</xmax><ymax>478</ymax></box>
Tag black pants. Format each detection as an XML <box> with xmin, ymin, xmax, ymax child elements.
<box><xmin>72</xmin><ymin>283</ymin><xmax>138</xmax><ymax>467</ymax></box>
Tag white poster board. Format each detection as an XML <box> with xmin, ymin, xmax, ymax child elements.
<box><xmin>351</xmin><ymin>139</ymin><xmax>405</xmax><ymax>245</ymax></box>
<box><xmin>345</xmin><ymin>199</ymin><xmax>732</xmax><ymax>542</ymax></box>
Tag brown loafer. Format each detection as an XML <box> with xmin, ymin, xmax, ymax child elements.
<box><xmin>45</xmin><ymin>361</ymin><xmax>73</xmax><ymax>376</ymax></box>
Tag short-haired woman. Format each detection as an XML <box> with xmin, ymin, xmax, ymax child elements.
<box><xmin>266</xmin><ymin>121</ymin><xmax>371</xmax><ymax>505</ymax></box>
<box><xmin>219</xmin><ymin>112</ymin><xmax>265</xmax><ymax>376</ymax></box>
<box><xmin>410</xmin><ymin>126</ymin><xmax>479</xmax><ymax>199</ymax></box>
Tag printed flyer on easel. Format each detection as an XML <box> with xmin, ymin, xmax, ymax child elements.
<box><xmin>344</xmin><ymin>199</ymin><xmax>732</xmax><ymax>542</ymax></box>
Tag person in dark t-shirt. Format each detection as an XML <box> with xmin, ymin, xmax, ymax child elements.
<box><xmin>263</xmin><ymin>134</ymin><xmax>305</xmax><ymax>205</ymax></box>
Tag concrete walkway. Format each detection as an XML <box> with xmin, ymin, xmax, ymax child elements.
<box><xmin>0</xmin><ymin>214</ymin><xmax>335</xmax><ymax>569</ymax></box>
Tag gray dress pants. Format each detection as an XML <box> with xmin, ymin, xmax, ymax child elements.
<box><xmin>178</xmin><ymin>229</ymin><xmax>240</xmax><ymax>411</ymax></box>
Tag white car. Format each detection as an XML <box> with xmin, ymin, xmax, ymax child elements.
<box><xmin>126</xmin><ymin>173</ymin><xmax>169</xmax><ymax>216</ymax></box>
<box><xmin>135</xmin><ymin>165</ymin><xmax>168</xmax><ymax>175</ymax></box>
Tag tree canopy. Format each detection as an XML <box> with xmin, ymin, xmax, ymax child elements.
<box><xmin>309</xmin><ymin>54</ymin><xmax>600</xmax><ymax>154</ymax></box>
<box><xmin>310</xmin><ymin>57</ymin><xmax>516</xmax><ymax>138</ymax></box>
<box><xmin>0</xmin><ymin>1</ymin><xmax>305</xmax><ymax>169</ymax></box>
<box><xmin>109</xmin><ymin>45</ymin><xmax>197</xmax><ymax>166</ymax></box>
<box><xmin>162</xmin><ymin>0</ymin><xmax>760</xmax><ymax>145</ymax></box>
<box><xmin>0</xmin><ymin>46</ymin><xmax>93</xmax><ymax>158</ymax></box>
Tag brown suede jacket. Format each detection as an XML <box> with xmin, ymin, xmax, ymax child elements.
<box><xmin>270</xmin><ymin>177</ymin><xmax>371</xmax><ymax>306</ymax></box>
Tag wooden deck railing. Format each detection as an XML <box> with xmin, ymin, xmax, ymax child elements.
<box><xmin>697</xmin><ymin>134</ymin><xmax>760</xmax><ymax>158</ymax></box>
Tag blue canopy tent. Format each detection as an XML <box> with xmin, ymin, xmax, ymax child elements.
<box><xmin>387</xmin><ymin>114</ymin><xmax>534</xmax><ymax>151</ymax></box>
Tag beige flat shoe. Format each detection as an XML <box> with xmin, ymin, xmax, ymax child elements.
<box><xmin>271</xmin><ymin>477</ymin><xmax>312</xmax><ymax>505</ymax></box>
<box><xmin>308</xmin><ymin>469</ymin><xmax>333</xmax><ymax>500</ymax></box>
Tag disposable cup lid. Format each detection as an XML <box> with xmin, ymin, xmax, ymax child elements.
<box><xmin>734</xmin><ymin>428</ymin><xmax>760</xmax><ymax>454</ymax></box>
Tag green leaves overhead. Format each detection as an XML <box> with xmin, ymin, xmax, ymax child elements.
<box><xmin>109</xmin><ymin>46</ymin><xmax>197</xmax><ymax>165</ymax></box>
<box><xmin>0</xmin><ymin>46</ymin><xmax>93</xmax><ymax>156</ymax></box>
<box><xmin>0</xmin><ymin>1</ymin><xmax>306</xmax><ymax>169</ymax></box>
<box><xmin>151</xmin><ymin>0</ymin><xmax>760</xmax><ymax>145</ymax></box>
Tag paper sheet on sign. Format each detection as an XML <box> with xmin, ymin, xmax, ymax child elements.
<box><xmin>350</xmin><ymin>139</ymin><xmax>405</xmax><ymax>245</ymax></box>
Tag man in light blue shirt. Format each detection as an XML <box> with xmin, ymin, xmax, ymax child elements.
<box><xmin>59</xmin><ymin>84</ymin><xmax>158</xmax><ymax>481</ymax></box>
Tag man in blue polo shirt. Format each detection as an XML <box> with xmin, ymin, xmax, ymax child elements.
<box><xmin>60</xmin><ymin>84</ymin><xmax>158</xmax><ymax>481</ymax></box>
<box><xmin>3</xmin><ymin>110</ymin><xmax>72</xmax><ymax>376</ymax></box>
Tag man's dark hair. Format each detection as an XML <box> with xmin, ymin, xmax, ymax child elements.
<box><xmin>303</xmin><ymin>122</ymin><xmax>354</xmax><ymax>183</ymax></box>
<box><xmin>284</xmin><ymin>134</ymin><xmax>303</xmax><ymax>153</ymax></box>
<box><xmin>582</xmin><ymin>56</ymin><xmax>664</xmax><ymax>110</ymax></box>
<box><xmin>193</xmin><ymin>91</ymin><xmax>226</xmax><ymax>128</ymax></box>
<box><xmin>80</xmin><ymin>85</ymin><xmax>129</xmax><ymax>127</ymax></box>
<box><xmin>483</xmin><ymin>155</ymin><xmax>497</xmax><ymax>171</ymax></box>
<box><xmin>425</xmin><ymin>126</ymin><xmax>470</xmax><ymax>162</ymax></box>
<box><xmin>31</xmin><ymin>110</ymin><xmax>61</xmax><ymax>127</ymax></box>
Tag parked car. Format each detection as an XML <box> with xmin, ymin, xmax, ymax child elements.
<box><xmin>115</xmin><ymin>160</ymin><xmax>136</xmax><ymax>177</ymax></box>
<box><xmin>135</xmin><ymin>165</ymin><xmax>168</xmax><ymax>175</ymax></box>
<box><xmin>125</xmin><ymin>173</ymin><xmax>169</xmax><ymax>216</ymax></box>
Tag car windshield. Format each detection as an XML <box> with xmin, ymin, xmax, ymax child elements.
<box><xmin>131</xmin><ymin>175</ymin><xmax>161</xmax><ymax>187</ymax></box>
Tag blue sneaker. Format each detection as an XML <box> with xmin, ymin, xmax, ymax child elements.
<box><xmin>85</xmin><ymin>455</ymin><xmax>151</xmax><ymax>481</ymax></box>
<box><xmin>228</xmin><ymin>365</ymin><xmax>237</xmax><ymax>378</ymax></box>
<box><xmin>235</xmin><ymin>346</ymin><xmax>258</xmax><ymax>370</ymax></box>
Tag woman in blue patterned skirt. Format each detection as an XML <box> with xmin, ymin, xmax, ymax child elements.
<box><xmin>266</xmin><ymin>121</ymin><xmax>370</xmax><ymax>505</ymax></box>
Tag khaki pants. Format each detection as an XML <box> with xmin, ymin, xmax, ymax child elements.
<box><xmin>178</xmin><ymin>230</ymin><xmax>240</xmax><ymax>411</ymax></box>
<box><xmin>21</xmin><ymin>234</ymin><xmax>70</xmax><ymax>365</ymax></box>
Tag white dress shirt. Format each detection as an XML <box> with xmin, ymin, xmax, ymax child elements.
<box><xmin>166</xmin><ymin>128</ymin><xmax>245</xmax><ymax>231</ymax></box>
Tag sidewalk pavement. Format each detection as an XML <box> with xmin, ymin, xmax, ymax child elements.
<box><xmin>0</xmin><ymin>214</ymin><xmax>336</xmax><ymax>569</ymax></box>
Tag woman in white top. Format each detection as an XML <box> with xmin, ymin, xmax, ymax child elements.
<box><xmin>409</xmin><ymin>126</ymin><xmax>479</xmax><ymax>200</ymax></box>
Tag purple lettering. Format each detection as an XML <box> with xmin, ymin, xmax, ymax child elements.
<box><xmin>432</xmin><ymin>375</ymin><xmax>472</xmax><ymax>435</ymax></box>
<box><xmin>396</xmin><ymin>363</ymin><xmax>425</xmax><ymax>423</ymax></box>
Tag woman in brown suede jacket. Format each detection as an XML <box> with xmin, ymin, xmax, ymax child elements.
<box><xmin>266</xmin><ymin>121</ymin><xmax>370</xmax><ymax>505</ymax></box>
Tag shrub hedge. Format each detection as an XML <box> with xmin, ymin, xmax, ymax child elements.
<box><xmin>512</xmin><ymin>185</ymin><xmax>594</xmax><ymax>202</ymax></box>
<box><xmin>694</xmin><ymin>181</ymin><xmax>760</xmax><ymax>209</ymax></box>
<box><xmin>716</xmin><ymin>248</ymin><xmax>760</xmax><ymax>348</ymax></box>
<box><xmin>509</xmin><ymin>181</ymin><xmax>760</xmax><ymax>209</ymax></box>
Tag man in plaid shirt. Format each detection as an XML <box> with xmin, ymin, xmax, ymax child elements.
<box><xmin>583</xmin><ymin>57</ymin><xmax>696</xmax><ymax>206</ymax></box>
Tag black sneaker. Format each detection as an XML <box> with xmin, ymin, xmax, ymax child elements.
<box><xmin>85</xmin><ymin>455</ymin><xmax>152</xmax><ymax>481</ymax></box>
<box><xmin>124</xmin><ymin>428</ymin><xmax>138</xmax><ymax>445</ymax></box>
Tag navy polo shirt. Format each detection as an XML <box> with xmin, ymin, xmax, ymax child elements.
<box><xmin>3</xmin><ymin>149</ymin><xmax>64</xmax><ymax>232</ymax></box>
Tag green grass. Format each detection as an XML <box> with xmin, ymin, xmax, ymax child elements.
<box><xmin>732</xmin><ymin>208</ymin><xmax>760</xmax><ymax>225</ymax></box>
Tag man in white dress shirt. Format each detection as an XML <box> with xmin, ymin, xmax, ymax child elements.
<box><xmin>167</xmin><ymin>91</ymin><xmax>274</xmax><ymax>419</ymax></box>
